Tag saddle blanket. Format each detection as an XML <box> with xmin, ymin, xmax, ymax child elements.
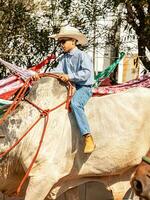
<box><xmin>92</xmin><ymin>73</ymin><xmax>150</xmax><ymax>96</ymax></box>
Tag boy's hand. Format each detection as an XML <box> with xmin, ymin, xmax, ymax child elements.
<box><xmin>58</xmin><ymin>74</ymin><xmax>69</xmax><ymax>82</ymax></box>
<box><xmin>31</xmin><ymin>74</ymin><xmax>40</xmax><ymax>81</ymax></box>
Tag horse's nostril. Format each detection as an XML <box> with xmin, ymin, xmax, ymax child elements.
<box><xmin>133</xmin><ymin>180</ymin><xmax>143</xmax><ymax>193</ymax></box>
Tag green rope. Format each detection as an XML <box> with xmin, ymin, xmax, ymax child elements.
<box><xmin>142</xmin><ymin>156</ymin><xmax>150</xmax><ymax>165</ymax></box>
<box><xmin>0</xmin><ymin>99</ymin><xmax>13</xmax><ymax>106</ymax></box>
<box><xmin>0</xmin><ymin>99</ymin><xmax>12</xmax><ymax>118</ymax></box>
<box><xmin>93</xmin><ymin>52</ymin><xmax>125</xmax><ymax>87</ymax></box>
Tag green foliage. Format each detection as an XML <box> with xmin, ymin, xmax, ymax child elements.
<box><xmin>102</xmin><ymin>0</ymin><xmax>150</xmax><ymax>70</ymax></box>
<box><xmin>0</xmin><ymin>0</ymin><xmax>105</xmax><ymax>74</ymax></box>
<box><xmin>0</xmin><ymin>0</ymin><xmax>58</xmax><ymax>70</ymax></box>
<box><xmin>0</xmin><ymin>0</ymin><xmax>149</xmax><ymax>77</ymax></box>
<box><xmin>60</xmin><ymin>0</ymin><xmax>72</xmax><ymax>16</ymax></box>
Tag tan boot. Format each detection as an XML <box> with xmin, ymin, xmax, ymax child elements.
<box><xmin>84</xmin><ymin>134</ymin><xmax>95</xmax><ymax>154</ymax></box>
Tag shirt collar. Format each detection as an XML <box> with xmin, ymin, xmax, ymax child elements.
<box><xmin>67</xmin><ymin>47</ymin><xmax>78</xmax><ymax>56</ymax></box>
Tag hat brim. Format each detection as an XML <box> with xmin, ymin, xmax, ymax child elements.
<box><xmin>49</xmin><ymin>33</ymin><xmax>88</xmax><ymax>45</ymax></box>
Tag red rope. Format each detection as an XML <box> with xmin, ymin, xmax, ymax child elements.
<box><xmin>0</xmin><ymin>73</ymin><xmax>73</xmax><ymax>195</ymax></box>
<box><xmin>17</xmin><ymin>113</ymin><xmax>49</xmax><ymax>194</ymax></box>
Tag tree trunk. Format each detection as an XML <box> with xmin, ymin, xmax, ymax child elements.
<box><xmin>138</xmin><ymin>37</ymin><xmax>150</xmax><ymax>71</ymax></box>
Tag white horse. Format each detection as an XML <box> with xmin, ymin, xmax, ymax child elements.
<box><xmin>0</xmin><ymin>76</ymin><xmax>150</xmax><ymax>200</ymax></box>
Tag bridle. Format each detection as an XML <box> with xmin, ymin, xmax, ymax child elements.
<box><xmin>142</xmin><ymin>155</ymin><xmax>150</xmax><ymax>165</ymax></box>
<box><xmin>142</xmin><ymin>148</ymin><xmax>150</xmax><ymax>165</ymax></box>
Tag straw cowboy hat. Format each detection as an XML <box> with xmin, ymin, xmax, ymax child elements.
<box><xmin>49</xmin><ymin>26</ymin><xmax>88</xmax><ymax>45</ymax></box>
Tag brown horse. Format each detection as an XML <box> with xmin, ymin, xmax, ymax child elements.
<box><xmin>131</xmin><ymin>149</ymin><xmax>150</xmax><ymax>200</ymax></box>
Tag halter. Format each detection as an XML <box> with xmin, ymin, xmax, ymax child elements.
<box><xmin>142</xmin><ymin>156</ymin><xmax>150</xmax><ymax>165</ymax></box>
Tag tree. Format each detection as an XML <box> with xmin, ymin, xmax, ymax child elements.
<box><xmin>0</xmin><ymin>0</ymin><xmax>106</xmax><ymax>77</ymax></box>
<box><xmin>103</xmin><ymin>0</ymin><xmax>150</xmax><ymax>71</ymax></box>
<box><xmin>1</xmin><ymin>0</ymin><xmax>149</xmax><ymax>77</ymax></box>
<box><xmin>0</xmin><ymin>0</ymin><xmax>56</xmax><ymax>69</ymax></box>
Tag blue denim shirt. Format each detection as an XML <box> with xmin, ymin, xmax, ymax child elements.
<box><xmin>51</xmin><ymin>47</ymin><xmax>94</xmax><ymax>86</ymax></box>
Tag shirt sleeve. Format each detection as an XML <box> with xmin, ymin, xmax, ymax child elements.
<box><xmin>68</xmin><ymin>52</ymin><xmax>92</xmax><ymax>83</ymax></box>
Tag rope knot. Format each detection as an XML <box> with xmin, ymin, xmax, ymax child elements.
<box><xmin>40</xmin><ymin>109</ymin><xmax>50</xmax><ymax>117</ymax></box>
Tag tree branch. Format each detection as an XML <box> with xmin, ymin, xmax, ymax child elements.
<box><xmin>125</xmin><ymin>2</ymin><xmax>139</xmax><ymax>33</ymax></box>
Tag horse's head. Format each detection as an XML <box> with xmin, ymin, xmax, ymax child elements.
<box><xmin>0</xmin><ymin>75</ymin><xmax>73</xmax><ymax>195</ymax></box>
<box><xmin>27</xmin><ymin>76</ymin><xmax>69</xmax><ymax>107</ymax></box>
<box><xmin>131</xmin><ymin>150</ymin><xmax>150</xmax><ymax>200</ymax></box>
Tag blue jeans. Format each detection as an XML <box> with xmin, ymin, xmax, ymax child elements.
<box><xmin>70</xmin><ymin>85</ymin><xmax>92</xmax><ymax>136</ymax></box>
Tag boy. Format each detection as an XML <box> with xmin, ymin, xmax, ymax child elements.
<box><xmin>49</xmin><ymin>26</ymin><xmax>95</xmax><ymax>153</ymax></box>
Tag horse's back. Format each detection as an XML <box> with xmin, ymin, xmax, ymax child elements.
<box><xmin>77</xmin><ymin>87</ymin><xmax>150</xmax><ymax>175</ymax></box>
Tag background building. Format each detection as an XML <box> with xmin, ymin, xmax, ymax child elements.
<box><xmin>92</xmin><ymin>6</ymin><xmax>149</xmax><ymax>83</ymax></box>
